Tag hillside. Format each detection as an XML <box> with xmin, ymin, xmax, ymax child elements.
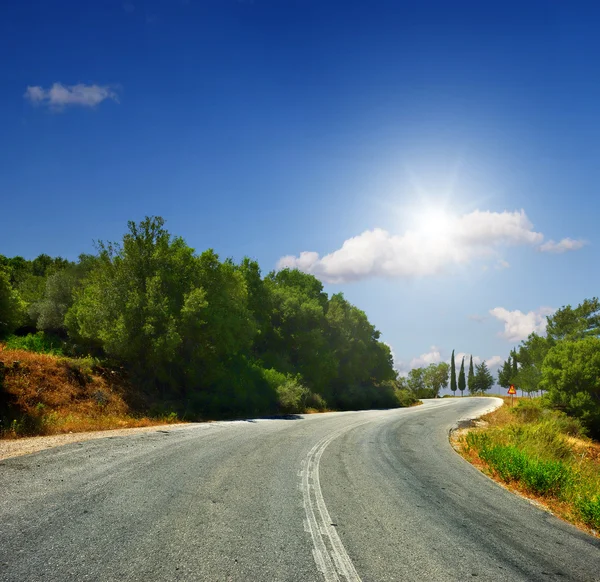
<box><xmin>0</xmin><ymin>347</ymin><xmax>176</xmax><ymax>438</ymax></box>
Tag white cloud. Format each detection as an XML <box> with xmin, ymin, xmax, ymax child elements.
<box><xmin>489</xmin><ymin>306</ymin><xmax>555</xmax><ymax>342</ymax></box>
<box><xmin>539</xmin><ymin>238</ymin><xmax>587</xmax><ymax>254</ymax></box>
<box><xmin>24</xmin><ymin>83</ymin><xmax>119</xmax><ymax>110</ymax></box>
<box><xmin>485</xmin><ymin>355</ymin><xmax>503</xmax><ymax>368</ymax></box>
<box><xmin>410</xmin><ymin>345</ymin><xmax>442</xmax><ymax>368</ymax></box>
<box><xmin>278</xmin><ymin>209</ymin><xmax>579</xmax><ymax>283</ymax></box>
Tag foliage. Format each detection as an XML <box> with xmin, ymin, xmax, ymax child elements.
<box><xmin>462</xmin><ymin>399</ymin><xmax>600</xmax><ymax>531</ymax></box>
<box><xmin>546</xmin><ymin>298</ymin><xmax>600</xmax><ymax>341</ymax></box>
<box><xmin>458</xmin><ymin>356</ymin><xmax>466</xmax><ymax>396</ymax></box>
<box><xmin>4</xmin><ymin>332</ymin><xmax>64</xmax><ymax>355</ymax></box>
<box><xmin>541</xmin><ymin>337</ymin><xmax>600</xmax><ymax>438</ymax></box>
<box><xmin>467</xmin><ymin>355</ymin><xmax>475</xmax><ymax>394</ymax></box>
<box><xmin>450</xmin><ymin>350</ymin><xmax>457</xmax><ymax>394</ymax></box>
<box><xmin>2</xmin><ymin>216</ymin><xmax>407</xmax><ymax>419</ymax></box>
<box><xmin>471</xmin><ymin>361</ymin><xmax>494</xmax><ymax>394</ymax></box>
<box><xmin>0</xmin><ymin>269</ymin><xmax>26</xmax><ymax>338</ymax></box>
<box><xmin>408</xmin><ymin>362</ymin><xmax>449</xmax><ymax>398</ymax></box>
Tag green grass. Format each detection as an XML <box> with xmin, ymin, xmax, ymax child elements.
<box><xmin>462</xmin><ymin>398</ymin><xmax>600</xmax><ymax>532</ymax></box>
<box><xmin>4</xmin><ymin>332</ymin><xmax>64</xmax><ymax>355</ymax></box>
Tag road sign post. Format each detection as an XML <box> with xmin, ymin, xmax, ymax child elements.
<box><xmin>508</xmin><ymin>384</ymin><xmax>517</xmax><ymax>407</ymax></box>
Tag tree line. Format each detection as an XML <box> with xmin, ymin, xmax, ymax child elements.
<box><xmin>0</xmin><ymin>217</ymin><xmax>419</xmax><ymax>417</ymax></box>
<box><xmin>400</xmin><ymin>350</ymin><xmax>494</xmax><ymax>399</ymax></box>
<box><xmin>496</xmin><ymin>298</ymin><xmax>600</xmax><ymax>438</ymax></box>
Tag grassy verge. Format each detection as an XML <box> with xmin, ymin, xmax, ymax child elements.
<box><xmin>0</xmin><ymin>347</ymin><xmax>180</xmax><ymax>438</ymax></box>
<box><xmin>453</xmin><ymin>397</ymin><xmax>600</xmax><ymax>536</ymax></box>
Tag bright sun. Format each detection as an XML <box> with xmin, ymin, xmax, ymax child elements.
<box><xmin>413</xmin><ymin>208</ymin><xmax>455</xmax><ymax>241</ymax></box>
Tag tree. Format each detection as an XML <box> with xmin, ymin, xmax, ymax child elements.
<box><xmin>450</xmin><ymin>350</ymin><xmax>457</xmax><ymax>395</ymax></box>
<box><xmin>407</xmin><ymin>367</ymin><xmax>427</xmax><ymax>397</ymax></box>
<box><xmin>458</xmin><ymin>356</ymin><xmax>466</xmax><ymax>396</ymax></box>
<box><xmin>546</xmin><ymin>298</ymin><xmax>600</xmax><ymax>341</ymax></box>
<box><xmin>497</xmin><ymin>356</ymin><xmax>513</xmax><ymax>389</ymax></box>
<box><xmin>473</xmin><ymin>362</ymin><xmax>494</xmax><ymax>393</ymax></box>
<box><xmin>468</xmin><ymin>355</ymin><xmax>475</xmax><ymax>394</ymax></box>
<box><xmin>66</xmin><ymin>217</ymin><xmax>255</xmax><ymax>395</ymax></box>
<box><xmin>423</xmin><ymin>362</ymin><xmax>450</xmax><ymax>398</ymax></box>
<box><xmin>0</xmin><ymin>269</ymin><xmax>26</xmax><ymax>338</ymax></box>
<box><xmin>540</xmin><ymin>337</ymin><xmax>600</xmax><ymax>438</ymax></box>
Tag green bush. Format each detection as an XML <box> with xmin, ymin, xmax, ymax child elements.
<box><xmin>305</xmin><ymin>391</ymin><xmax>328</xmax><ymax>411</ymax></box>
<box><xmin>477</xmin><ymin>442</ymin><xmax>573</xmax><ymax>496</ymax></box>
<box><xmin>275</xmin><ymin>378</ymin><xmax>309</xmax><ymax>414</ymax></box>
<box><xmin>576</xmin><ymin>497</ymin><xmax>600</xmax><ymax>530</ymax></box>
<box><xmin>4</xmin><ymin>332</ymin><xmax>64</xmax><ymax>355</ymax></box>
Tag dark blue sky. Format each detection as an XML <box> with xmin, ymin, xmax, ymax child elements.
<box><xmin>2</xmin><ymin>0</ymin><xmax>598</xmax><ymax>379</ymax></box>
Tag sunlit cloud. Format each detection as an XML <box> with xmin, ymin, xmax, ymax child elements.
<box><xmin>489</xmin><ymin>306</ymin><xmax>555</xmax><ymax>342</ymax></box>
<box><xmin>278</xmin><ymin>209</ymin><xmax>582</xmax><ymax>283</ymax></box>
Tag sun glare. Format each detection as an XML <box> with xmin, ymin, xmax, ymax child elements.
<box><xmin>413</xmin><ymin>208</ymin><xmax>455</xmax><ymax>241</ymax></box>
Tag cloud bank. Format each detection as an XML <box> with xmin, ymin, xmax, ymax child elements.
<box><xmin>24</xmin><ymin>83</ymin><xmax>119</xmax><ymax>110</ymax></box>
<box><xmin>278</xmin><ymin>209</ymin><xmax>584</xmax><ymax>283</ymax></box>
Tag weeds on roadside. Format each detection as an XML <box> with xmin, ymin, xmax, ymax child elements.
<box><xmin>461</xmin><ymin>398</ymin><xmax>600</xmax><ymax>533</ymax></box>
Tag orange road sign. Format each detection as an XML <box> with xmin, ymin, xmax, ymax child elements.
<box><xmin>508</xmin><ymin>385</ymin><xmax>517</xmax><ymax>395</ymax></box>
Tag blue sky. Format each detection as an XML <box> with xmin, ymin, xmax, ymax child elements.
<box><xmin>1</xmin><ymin>0</ymin><xmax>599</xmax><ymax>385</ymax></box>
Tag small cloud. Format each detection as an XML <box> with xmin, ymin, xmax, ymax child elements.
<box><xmin>146</xmin><ymin>13</ymin><xmax>159</xmax><ymax>23</ymax></box>
<box><xmin>489</xmin><ymin>306</ymin><xmax>555</xmax><ymax>342</ymax></box>
<box><xmin>24</xmin><ymin>83</ymin><xmax>119</xmax><ymax>111</ymax></box>
<box><xmin>468</xmin><ymin>314</ymin><xmax>487</xmax><ymax>323</ymax></box>
<box><xmin>486</xmin><ymin>355</ymin><xmax>503</xmax><ymax>368</ymax></box>
<box><xmin>539</xmin><ymin>238</ymin><xmax>587</xmax><ymax>254</ymax></box>
<box><xmin>495</xmin><ymin>259</ymin><xmax>510</xmax><ymax>270</ymax></box>
<box><xmin>123</xmin><ymin>2</ymin><xmax>135</xmax><ymax>12</ymax></box>
<box><xmin>395</xmin><ymin>345</ymin><xmax>441</xmax><ymax>376</ymax></box>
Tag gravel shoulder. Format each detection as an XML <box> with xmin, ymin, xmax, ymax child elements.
<box><xmin>0</xmin><ymin>423</ymin><xmax>192</xmax><ymax>461</ymax></box>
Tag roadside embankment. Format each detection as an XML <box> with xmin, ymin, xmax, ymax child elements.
<box><xmin>0</xmin><ymin>347</ymin><xmax>180</xmax><ymax>439</ymax></box>
<box><xmin>452</xmin><ymin>397</ymin><xmax>600</xmax><ymax>536</ymax></box>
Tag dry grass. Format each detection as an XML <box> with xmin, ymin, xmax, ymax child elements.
<box><xmin>453</xmin><ymin>397</ymin><xmax>600</xmax><ymax>537</ymax></box>
<box><xmin>0</xmin><ymin>346</ymin><xmax>180</xmax><ymax>438</ymax></box>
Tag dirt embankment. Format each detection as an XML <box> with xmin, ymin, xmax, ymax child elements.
<box><xmin>0</xmin><ymin>347</ymin><xmax>179</xmax><ymax>440</ymax></box>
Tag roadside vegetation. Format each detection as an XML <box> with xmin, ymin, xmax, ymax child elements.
<box><xmin>0</xmin><ymin>347</ymin><xmax>179</xmax><ymax>437</ymax></box>
<box><xmin>497</xmin><ymin>298</ymin><xmax>600</xmax><ymax>440</ymax></box>
<box><xmin>1</xmin><ymin>217</ymin><xmax>418</xmax><ymax>437</ymax></box>
<box><xmin>455</xmin><ymin>398</ymin><xmax>600</xmax><ymax>535</ymax></box>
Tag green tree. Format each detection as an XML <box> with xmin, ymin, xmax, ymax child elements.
<box><xmin>540</xmin><ymin>337</ymin><xmax>600</xmax><ymax>437</ymax></box>
<box><xmin>468</xmin><ymin>355</ymin><xmax>475</xmax><ymax>394</ymax></box>
<box><xmin>67</xmin><ymin>217</ymin><xmax>254</xmax><ymax>396</ymax></box>
<box><xmin>423</xmin><ymin>362</ymin><xmax>450</xmax><ymax>398</ymax></box>
<box><xmin>450</xmin><ymin>350</ymin><xmax>457</xmax><ymax>395</ymax></box>
<box><xmin>458</xmin><ymin>356</ymin><xmax>466</xmax><ymax>396</ymax></box>
<box><xmin>0</xmin><ymin>269</ymin><xmax>26</xmax><ymax>338</ymax></box>
<box><xmin>473</xmin><ymin>361</ymin><xmax>494</xmax><ymax>393</ymax></box>
<box><xmin>497</xmin><ymin>355</ymin><xmax>513</xmax><ymax>389</ymax></box>
<box><xmin>407</xmin><ymin>367</ymin><xmax>427</xmax><ymax>397</ymax></box>
<box><xmin>546</xmin><ymin>298</ymin><xmax>600</xmax><ymax>341</ymax></box>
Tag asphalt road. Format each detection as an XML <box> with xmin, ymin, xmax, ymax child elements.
<box><xmin>1</xmin><ymin>398</ymin><xmax>598</xmax><ymax>582</ymax></box>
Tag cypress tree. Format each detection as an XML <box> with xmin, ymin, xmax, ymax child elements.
<box><xmin>458</xmin><ymin>356</ymin><xmax>466</xmax><ymax>396</ymax></box>
<box><xmin>468</xmin><ymin>355</ymin><xmax>475</xmax><ymax>394</ymax></box>
<box><xmin>450</xmin><ymin>350</ymin><xmax>457</xmax><ymax>395</ymax></box>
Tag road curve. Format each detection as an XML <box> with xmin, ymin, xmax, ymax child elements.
<box><xmin>0</xmin><ymin>398</ymin><xmax>598</xmax><ymax>581</ymax></box>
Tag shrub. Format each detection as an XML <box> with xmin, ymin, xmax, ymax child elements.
<box><xmin>576</xmin><ymin>497</ymin><xmax>600</xmax><ymax>530</ymax></box>
<box><xmin>4</xmin><ymin>332</ymin><xmax>64</xmax><ymax>355</ymax></box>
<box><xmin>275</xmin><ymin>378</ymin><xmax>309</xmax><ymax>414</ymax></box>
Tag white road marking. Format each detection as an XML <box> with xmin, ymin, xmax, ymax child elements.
<box><xmin>298</xmin><ymin>399</ymin><xmax>487</xmax><ymax>581</ymax></box>
<box><xmin>301</xmin><ymin>427</ymin><xmax>363</xmax><ymax>582</ymax></box>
